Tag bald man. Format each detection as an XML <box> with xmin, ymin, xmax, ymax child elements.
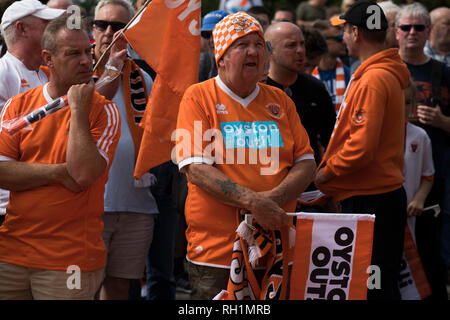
<box><xmin>265</xmin><ymin>22</ymin><xmax>335</xmax><ymax>172</ymax></box>
<box><xmin>425</xmin><ymin>7</ymin><xmax>450</xmax><ymax>66</ymax></box>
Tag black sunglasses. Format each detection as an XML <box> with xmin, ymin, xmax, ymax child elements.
<box><xmin>93</xmin><ymin>20</ymin><xmax>127</xmax><ymax>32</ymax></box>
<box><xmin>399</xmin><ymin>24</ymin><xmax>426</xmax><ymax>32</ymax></box>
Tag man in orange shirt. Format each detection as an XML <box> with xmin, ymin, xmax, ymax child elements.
<box><xmin>315</xmin><ymin>0</ymin><xmax>410</xmax><ymax>300</ymax></box>
<box><xmin>0</xmin><ymin>15</ymin><xmax>120</xmax><ymax>300</ymax></box>
<box><xmin>176</xmin><ymin>12</ymin><xmax>316</xmax><ymax>299</ymax></box>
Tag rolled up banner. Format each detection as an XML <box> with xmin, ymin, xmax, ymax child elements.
<box><xmin>398</xmin><ymin>221</ymin><xmax>431</xmax><ymax>300</ymax></box>
<box><xmin>3</xmin><ymin>96</ymin><xmax>68</xmax><ymax>135</ymax></box>
<box><xmin>290</xmin><ymin>212</ymin><xmax>375</xmax><ymax>300</ymax></box>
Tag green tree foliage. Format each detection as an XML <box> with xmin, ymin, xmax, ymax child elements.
<box><xmin>202</xmin><ymin>0</ymin><xmax>449</xmax><ymax>18</ymax></box>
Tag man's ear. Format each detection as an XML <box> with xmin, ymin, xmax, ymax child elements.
<box><xmin>217</xmin><ymin>57</ymin><xmax>225</xmax><ymax>68</ymax></box>
<box><xmin>14</xmin><ymin>20</ymin><xmax>26</xmax><ymax>37</ymax></box>
<box><xmin>42</xmin><ymin>50</ymin><xmax>53</xmax><ymax>68</ymax></box>
<box><xmin>352</xmin><ymin>25</ymin><xmax>360</xmax><ymax>42</ymax></box>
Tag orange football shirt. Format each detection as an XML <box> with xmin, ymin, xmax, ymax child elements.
<box><xmin>176</xmin><ymin>76</ymin><xmax>314</xmax><ymax>268</ymax></box>
<box><xmin>0</xmin><ymin>84</ymin><xmax>120</xmax><ymax>271</ymax></box>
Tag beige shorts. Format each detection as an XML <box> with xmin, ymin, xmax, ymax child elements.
<box><xmin>0</xmin><ymin>262</ymin><xmax>103</xmax><ymax>300</ymax></box>
<box><xmin>102</xmin><ymin>212</ymin><xmax>155</xmax><ymax>279</ymax></box>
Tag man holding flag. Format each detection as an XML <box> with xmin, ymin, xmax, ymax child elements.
<box><xmin>175</xmin><ymin>12</ymin><xmax>316</xmax><ymax>299</ymax></box>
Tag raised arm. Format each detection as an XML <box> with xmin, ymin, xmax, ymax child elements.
<box><xmin>66</xmin><ymin>80</ymin><xmax>107</xmax><ymax>187</ymax></box>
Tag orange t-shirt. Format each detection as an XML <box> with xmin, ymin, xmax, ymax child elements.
<box><xmin>0</xmin><ymin>84</ymin><xmax>120</xmax><ymax>271</ymax></box>
<box><xmin>176</xmin><ymin>76</ymin><xmax>314</xmax><ymax>268</ymax></box>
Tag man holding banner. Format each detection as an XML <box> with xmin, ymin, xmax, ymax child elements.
<box><xmin>175</xmin><ymin>12</ymin><xmax>316</xmax><ymax>299</ymax></box>
<box><xmin>315</xmin><ymin>0</ymin><xmax>410</xmax><ymax>300</ymax></box>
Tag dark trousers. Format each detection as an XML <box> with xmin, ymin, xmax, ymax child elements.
<box><xmin>341</xmin><ymin>187</ymin><xmax>407</xmax><ymax>300</ymax></box>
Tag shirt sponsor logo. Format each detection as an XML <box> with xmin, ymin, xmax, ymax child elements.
<box><xmin>220</xmin><ymin>121</ymin><xmax>283</xmax><ymax>149</ymax></box>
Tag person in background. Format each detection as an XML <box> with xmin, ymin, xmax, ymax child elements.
<box><xmin>299</xmin><ymin>25</ymin><xmax>328</xmax><ymax>75</ymax></box>
<box><xmin>311</xmin><ymin>20</ymin><xmax>350</xmax><ymax>112</ymax></box>
<box><xmin>198</xmin><ymin>10</ymin><xmax>229</xmax><ymax>82</ymax></box>
<box><xmin>316</xmin><ymin>0</ymin><xmax>410</xmax><ymax>300</ymax></box>
<box><xmin>424</xmin><ymin>7</ymin><xmax>450</xmax><ymax>66</ymax></box>
<box><xmin>0</xmin><ymin>0</ymin><xmax>65</xmax><ymax>226</ymax></box>
<box><xmin>247</xmin><ymin>5</ymin><xmax>271</xmax><ymax>31</ymax></box>
<box><xmin>296</xmin><ymin>0</ymin><xmax>327</xmax><ymax>27</ymax></box>
<box><xmin>90</xmin><ymin>0</ymin><xmax>159</xmax><ymax>300</ymax></box>
<box><xmin>396</xmin><ymin>2</ymin><xmax>450</xmax><ymax>299</ymax></box>
<box><xmin>272</xmin><ymin>6</ymin><xmax>297</xmax><ymax>24</ymax></box>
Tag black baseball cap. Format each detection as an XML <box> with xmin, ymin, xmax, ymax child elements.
<box><xmin>331</xmin><ymin>0</ymin><xmax>388</xmax><ymax>30</ymax></box>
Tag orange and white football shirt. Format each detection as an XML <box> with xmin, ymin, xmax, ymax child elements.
<box><xmin>0</xmin><ymin>84</ymin><xmax>120</xmax><ymax>271</ymax></box>
<box><xmin>176</xmin><ymin>76</ymin><xmax>314</xmax><ymax>268</ymax></box>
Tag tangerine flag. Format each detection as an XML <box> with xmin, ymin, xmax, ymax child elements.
<box><xmin>290</xmin><ymin>212</ymin><xmax>375</xmax><ymax>300</ymax></box>
<box><xmin>124</xmin><ymin>0</ymin><xmax>201</xmax><ymax>178</ymax></box>
<box><xmin>398</xmin><ymin>219</ymin><xmax>431</xmax><ymax>300</ymax></box>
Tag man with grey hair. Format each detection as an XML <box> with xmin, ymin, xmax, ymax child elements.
<box><xmin>91</xmin><ymin>0</ymin><xmax>159</xmax><ymax>300</ymax></box>
<box><xmin>425</xmin><ymin>7</ymin><xmax>450</xmax><ymax>66</ymax></box>
<box><xmin>396</xmin><ymin>2</ymin><xmax>450</xmax><ymax>300</ymax></box>
<box><xmin>0</xmin><ymin>0</ymin><xmax>65</xmax><ymax>227</ymax></box>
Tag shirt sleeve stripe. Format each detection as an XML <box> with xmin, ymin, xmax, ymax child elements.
<box><xmin>97</xmin><ymin>103</ymin><xmax>119</xmax><ymax>155</ymax></box>
<box><xmin>103</xmin><ymin>103</ymin><xmax>120</xmax><ymax>154</ymax></box>
<box><xmin>0</xmin><ymin>98</ymin><xmax>13</xmax><ymax>134</ymax></box>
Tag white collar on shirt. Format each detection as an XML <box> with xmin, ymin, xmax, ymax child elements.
<box><xmin>215</xmin><ymin>75</ymin><xmax>260</xmax><ymax>108</ymax></box>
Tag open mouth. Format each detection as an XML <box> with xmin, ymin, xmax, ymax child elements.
<box><xmin>244</xmin><ymin>62</ymin><xmax>257</xmax><ymax>67</ymax></box>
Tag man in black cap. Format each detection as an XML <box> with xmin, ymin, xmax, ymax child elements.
<box><xmin>315</xmin><ymin>0</ymin><xmax>411</xmax><ymax>300</ymax></box>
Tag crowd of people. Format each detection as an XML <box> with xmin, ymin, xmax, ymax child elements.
<box><xmin>0</xmin><ymin>0</ymin><xmax>448</xmax><ymax>301</ymax></box>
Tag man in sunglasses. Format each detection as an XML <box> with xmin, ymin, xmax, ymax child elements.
<box><xmin>311</xmin><ymin>20</ymin><xmax>350</xmax><ymax>112</ymax></box>
<box><xmin>92</xmin><ymin>0</ymin><xmax>159</xmax><ymax>300</ymax></box>
<box><xmin>396</xmin><ymin>2</ymin><xmax>450</xmax><ymax>300</ymax></box>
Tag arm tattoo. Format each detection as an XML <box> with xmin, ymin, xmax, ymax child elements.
<box><xmin>214</xmin><ymin>178</ymin><xmax>241</xmax><ymax>200</ymax></box>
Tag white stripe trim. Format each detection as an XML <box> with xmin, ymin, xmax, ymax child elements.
<box><xmin>293</xmin><ymin>212</ymin><xmax>375</xmax><ymax>221</ymax></box>
<box><xmin>294</xmin><ymin>154</ymin><xmax>315</xmax><ymax>163</ymax></box>
<box><xmin>97</xmin><ymin>148</ymin><xmax>109</xmax><ymax>167</ymax></box>
<box><xmin>0</xmin><ymin>155</ymin><xmax>15</xmax><ymax>161</ymax></box>
<box><xmin>178</xmin><ymin>156</ymin><xmax>214</xmax><ymax>171</ymax></box>
<box><xmin>103</xmin><ymin>103</ymin><xmax>120</xmax><ymax>154</ymax></box>
<box><xmin>0</xmin><ymin>98</ymin><xmax>13</xmax><ymax>134</ymax></box>
<box><xmin>185</xmin><ymin>256</ymin><xmax>231</xmax><ymax>269</ymax></box>
<box><xmin>97</xmin><ymin>104</ymin><xmax>113</xmax><ymax>150</ymax></box>
<box><xmin>97</xmin><ymin>103</ymin><xmax>119</xmax><ymax>155</ymax></box>
<box><xmin>215</xmin><ymin>75</ymin><xmax>260</xmax><ymax>108</ymax></box>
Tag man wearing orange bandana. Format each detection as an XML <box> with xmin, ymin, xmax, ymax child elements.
<box><xmin>176</xmin><ymin>12</ymin><xmax>316</xmax><ymax>300</ymax></box>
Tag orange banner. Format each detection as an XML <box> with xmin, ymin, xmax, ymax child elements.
<box><xmin>398</xmin><ymin>222</ymin><xmax>431</xmax><ymax>300</ymax></box>
<box><xmin>290</xmin><ymin>212</ymin><xmax>375</xmax><ymax>300</ymax></box>
<box><xmin>124</xmin><ymin>0</ymin><xmax>201</xmax><ymax>177</ymax></box>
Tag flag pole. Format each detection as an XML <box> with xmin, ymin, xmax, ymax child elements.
<box><xmin>93</xmin><ymin>0</ymin><xmax>153</xmax><ymax>72</ymax></box>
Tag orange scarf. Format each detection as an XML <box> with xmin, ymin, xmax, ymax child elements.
<box><xmin>312</xmin><ymin>58</ymin><xmax>346</xmax><ymax>112</ymax></box>
<box><xmin>94</xmin><ymin>59</ymin><xmax>148</xmax><ymax>162</ymax></box>
<box><xmin>224</xmin><ymin>211</ymin><xmax>290</xmax><ymax>300</ymax></box>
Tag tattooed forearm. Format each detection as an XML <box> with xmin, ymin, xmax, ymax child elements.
<box><xmin>214</xmin><ymin>178</ymin><xmax>241</xmax><ymax>199</ymax></box>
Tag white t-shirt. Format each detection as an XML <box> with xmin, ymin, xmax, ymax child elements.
<box><xmin>0</xmin><ymin>51</ymin><xmax>49</xmax><ymax>215</ymax></box>
<box><xmin>403</xmin><ymin>122</ymin><xmax>435</xmax><ymax>204</ymax></box>
<box><xmin>403</xmin><ymin>122</ymin><xmax>435</xmax><ymax>238</ymax></box>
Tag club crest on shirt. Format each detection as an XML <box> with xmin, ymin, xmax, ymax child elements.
<box><xmin>265</xmin><ymin>103</ymin><xmax>284</xmax><ymax>119</ymax></box>
<box><xmin>410</xmin><ymin>142</ymin><xmax>418</xmax><ymax>153</ymax></box>
<box><xmin>354</xmin><ymin>109</ymin><xmax>366</xmax><ymax>124</ymax></box>
<box><xmin>232</xmin><ymin>16</ymin><xmax>254</xmax><ymax>32</ymax></box>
